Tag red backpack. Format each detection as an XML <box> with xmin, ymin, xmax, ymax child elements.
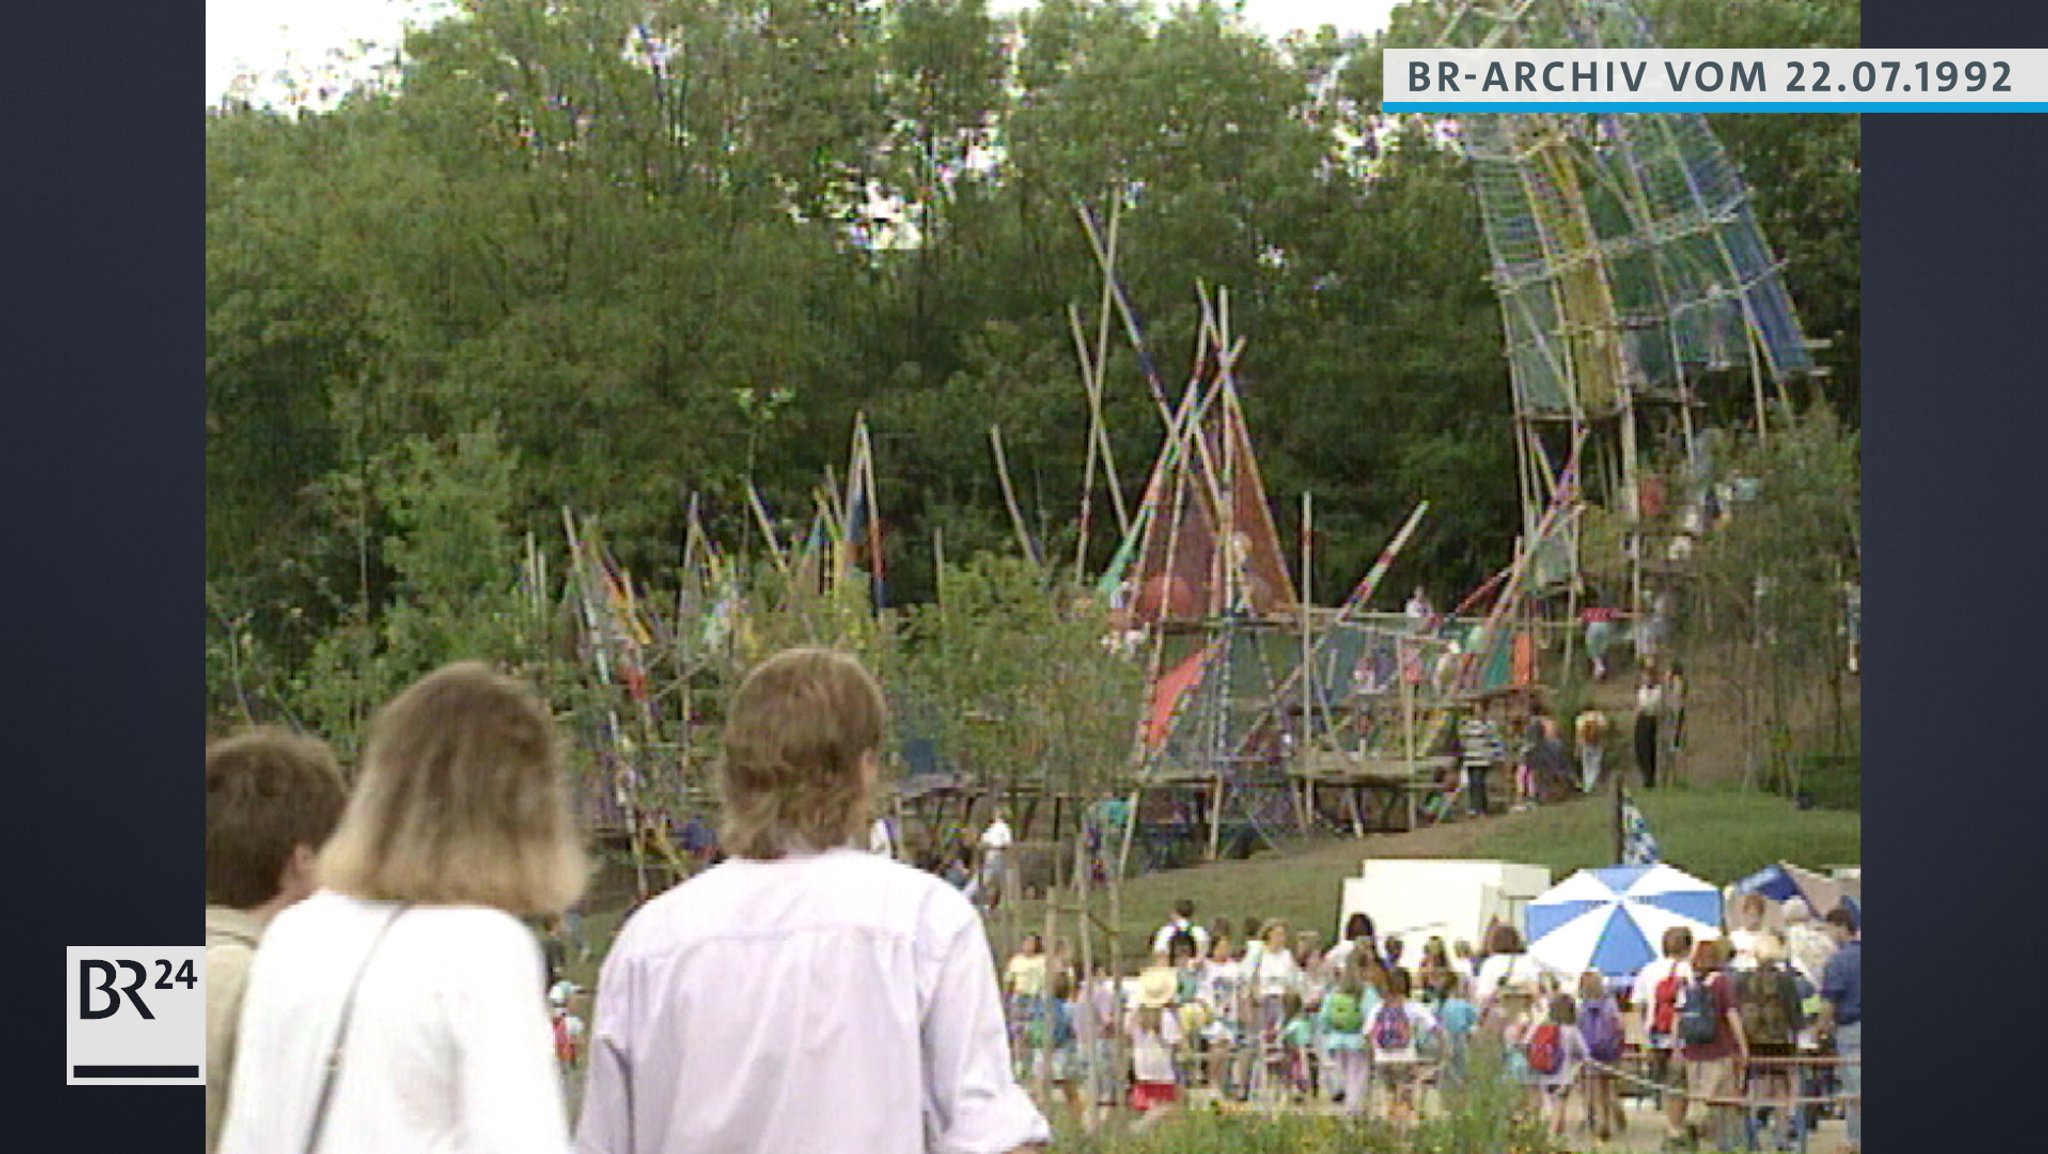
<box><xmin>1525</xmin><ymin>1023</ymin><xmax>1564</xmax><ymax>1075</ymax></box>
<box><xmin>1652</xmin><ymin>966</ymin><xmax>1684</xmax><ymax>1035</ymax></box>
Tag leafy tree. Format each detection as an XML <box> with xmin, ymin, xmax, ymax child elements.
<box><xmin>291</xmin><ymin>423</ymin><xmax>531</xmax><ymax>759</ymax></box>
<box><xmin>898</xmin><ymin>557</ymin><xmax>1145</xmax><ymax>815</ymax></box>
<box><xmin>1679</xmin><ymin>407</ymin><xmax>1860</xmax><ymax>783</ymax></box>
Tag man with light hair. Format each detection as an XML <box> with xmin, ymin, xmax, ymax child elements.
<box><xmin>578</xmin><ymin>648</ymin><xmax>1049</xmax><ymax>1154</ymax></box>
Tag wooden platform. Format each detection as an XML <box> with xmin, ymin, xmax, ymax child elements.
<box><xmin>1290</xmin><ymin>750</ymin><xmax>1455</xmax><ymax>834</ymax></box>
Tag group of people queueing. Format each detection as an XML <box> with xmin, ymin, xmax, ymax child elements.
<box><xmin>1000</xmin><ymin>893</ymin><xmax>1861</xmax><ymax>1153</ymax></box>
<box><xmin>1001</xmin><ymin>905</ymin><xmax>1479</xmax><ymax>1129</ymax></box>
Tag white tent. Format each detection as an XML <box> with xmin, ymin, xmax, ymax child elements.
<box><xmin>1339</xmin><ymin>859</ymin><xmax>1552</xmax><ymax>954</ymax></box>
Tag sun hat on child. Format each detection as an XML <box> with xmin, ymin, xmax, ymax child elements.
<box><xmin>1136</xmin><ymin>965</ymin><xmax>1178</xmax><ymax>1009</ymax></box>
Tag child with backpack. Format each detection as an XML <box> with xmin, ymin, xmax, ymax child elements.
<box><xmin>1632</xmin><ymin>925</ymin><xmax>1695</xmax><ymax>1108</ymax></box>
<box><xmin>1525</xmin><ymin>993</ymin><xmax>1592</xmax><ymax>1137</ymax></box>
<box><xmin>1669</xmin><ymin>938</ymin><xmax>1748</xmax><ymax>1152</ymax></box>
<box><xmin>1435</xmin><ymin>976</ymin><xmax>1481</xmax><ymax>1088</ymax></box>
<box><xmin>1319</xmin><ymin>968</ymin><xmax>1375</xmax><ymax>1115</ymax></box>
<box><xmin>1576</xmin><ymin>972</ymin><xmax>1627</xmax><ymax>1141</ymax></box>
<box><xmin>1277</xmin><ymin>992</ymin><xmax>1318</xmax><ymax>1101</ymax></box>
<box><xmin>1035</xmin><ymin>973</ymin><xmax>1087</xmax><ymax>1127</ymax></box>
<box><xmin>1368</xmin><ymin>967</ymin><xmax>1443</xmax><ymax>1123</ymax></box>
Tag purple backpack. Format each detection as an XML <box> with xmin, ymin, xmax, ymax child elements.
<box><xmin>1580</xmin><ymin>997</ymin><xmax>1624</xmax><ymax>1063</ymax></box>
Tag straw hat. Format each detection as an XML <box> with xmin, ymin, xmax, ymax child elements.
<box><xmin>1136</xmin><ymin>965</ymin><xmax>1178</xmax><ymax>1009</ymax></box>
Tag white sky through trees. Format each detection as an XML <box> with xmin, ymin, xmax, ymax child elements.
<box><xmin>206</xmin><ymin>0</ymin><xmax>1405</xmax><ymax>107</ymax></box>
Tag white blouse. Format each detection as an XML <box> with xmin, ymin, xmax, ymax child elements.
<box><xmin>220</xmin><ymin>891</ymin><xmax>569</xmax><ymax>1154</ymax></box>
<box><xmin>1254</xmin><ymin>946</ymin><xmax>1302</xmax><ymax>997</ymax></box>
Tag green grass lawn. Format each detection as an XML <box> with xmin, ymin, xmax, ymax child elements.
<box><xmin>1475</xmin><ymin>788</ymin><xmax>1861</xmax><ymax>884</ymax></box>
<box><xmin>563</xmin><ymin>787</ymin><xmax>1858</xmax><ymax>982</ymax></box>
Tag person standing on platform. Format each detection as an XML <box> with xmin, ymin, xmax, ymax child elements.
<box><xmin>1458</xmin><ymin>706</ymin><xmax>1507</xmax><ymax>817</ymax></box>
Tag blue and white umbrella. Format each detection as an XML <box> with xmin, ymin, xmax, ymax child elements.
<box><xmin>1526</xmin><ymin>864</ymin><xmax>1722</xmax><ymax>981</ymax></box>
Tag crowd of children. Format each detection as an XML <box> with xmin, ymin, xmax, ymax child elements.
<box><xmin>1002</xmin><ymin>896</ymin><xmax>1862</xmax><ymax>1152</ymax></box>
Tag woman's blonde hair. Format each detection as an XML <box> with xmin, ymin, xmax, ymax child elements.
<box><xmin>1752</xmin><ymin>931</ymin><xmax>1788</xmax><ymax>965</ymax></box>
<box><xmin>720</xmin><ymin>648</ymin><xmax>886</xmax><ymax>859</ymax></box>
<box><xmin>317</xmin><ymin>662</ymin><xmax>586</xmax><ymax>916</ymax></box>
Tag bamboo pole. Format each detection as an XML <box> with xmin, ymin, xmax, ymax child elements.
<box><xmin>1297</xmin><ymin>489</ymin><xmax>1313</xmax><ymax>834</ymax></box>
<box><xmin>744</xmin><ymin>482</ymin><xmax>790</xmax><ymax>578</ymax></box>
<box><xmin>1068</xmin><ymin>303</ymin><xmax>1132</xmax><ymax>579</ymax></box>
<box><xmin>988</xmin><ymin>425</ymin><xmax>1040</xmax><ymax>568</ymax></box>
<box><xmin>1076</xmin><ymin>199</ymin><xmax>1176</xmax><ymax>429</ymax></box>
<box><xmin>1403</xmin><ymin>639</ymin><xmax>1419</xmax><ymax>832</ymax></box>
<box><xmin>1092</xmin><ymin>203</ymin><xmax>1130</xmax><ymax>540</ymax></box>
<box><xmin>1071</xmin><ymin>303</ymin><xmax>1104</xmax><ymax>587</ymax></box>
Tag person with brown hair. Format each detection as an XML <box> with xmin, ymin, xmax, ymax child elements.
<box><xmin>1473</xmin><ymin>924</ymin><xmax>1542</xmax><ymax>1008</ymax></box>
<box><xmin>204</xmin><ymin>727</ymin><xmax>348</xmax><ymax>1154</ymax></box>
<box><xmin>1633</xmin><ymin>924</ymin><xmax>1696</xmax><ymax>1107</ymax></box>
<box><xmin>1526</xmin><ymin>992</ymin><xmax>1590</xmax><ymax>1136</ymax></box>
<box><xmin>576</xmin><ymin>648</ymin><xmax>1048</xmax><ymax>1154</ymax></box>
<box><xmin>1415</xmin><ymin>937</ymin><xmax>1454</xmax><ymax>1007</ymax></box>
<box><xmin>1667</xmin><ymin>938</ymin><xmax>1748</xmax><ymax>1152</ymax></box>
<box><xmin>1726</xmin><ymin>891</ymin><xmax>1771</xmax><ymax>971</ymax></box>
<box><xmin>221</xmin><ymin>662</ymin><xmax>589</xmax><ymax>1154</ymax></box>
<box><xmin>1366</xmin><ymin>966</ymin><xmax>1442</xmax><ymax>1123</ymax></box>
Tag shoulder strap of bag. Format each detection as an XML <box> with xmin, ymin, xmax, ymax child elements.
<box><xmin>303</xmin><ymin>904</ymin><xmax>410</xmax><ymax>1154</ymax></box>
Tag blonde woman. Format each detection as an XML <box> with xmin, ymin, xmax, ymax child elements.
<box><xmin>220</xmin><ymin>663</ymin><xmax>587</xmax><ymax>1154</ymax></box>
<box><xmin>1252</xmin><ymin>921</ymin><xmax>1303</xmax><ymax>1026</ymax></box>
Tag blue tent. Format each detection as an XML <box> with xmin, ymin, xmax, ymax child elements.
<box><xmin>1732</xmin><ymin>862</ymin><xmax>1861</xmax><ymax>920</ymax></box>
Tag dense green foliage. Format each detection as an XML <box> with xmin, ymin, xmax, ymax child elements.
<box><xmin>206</xmin><ymin>0</ymin><xmax>1860</xmax><ymax>730</ymax></box>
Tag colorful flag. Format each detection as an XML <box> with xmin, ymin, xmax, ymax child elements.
<box><xmin>1621</xmin><ymin>792</ymin><xmax>1661</xmax><ymax>866</ymax></box>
